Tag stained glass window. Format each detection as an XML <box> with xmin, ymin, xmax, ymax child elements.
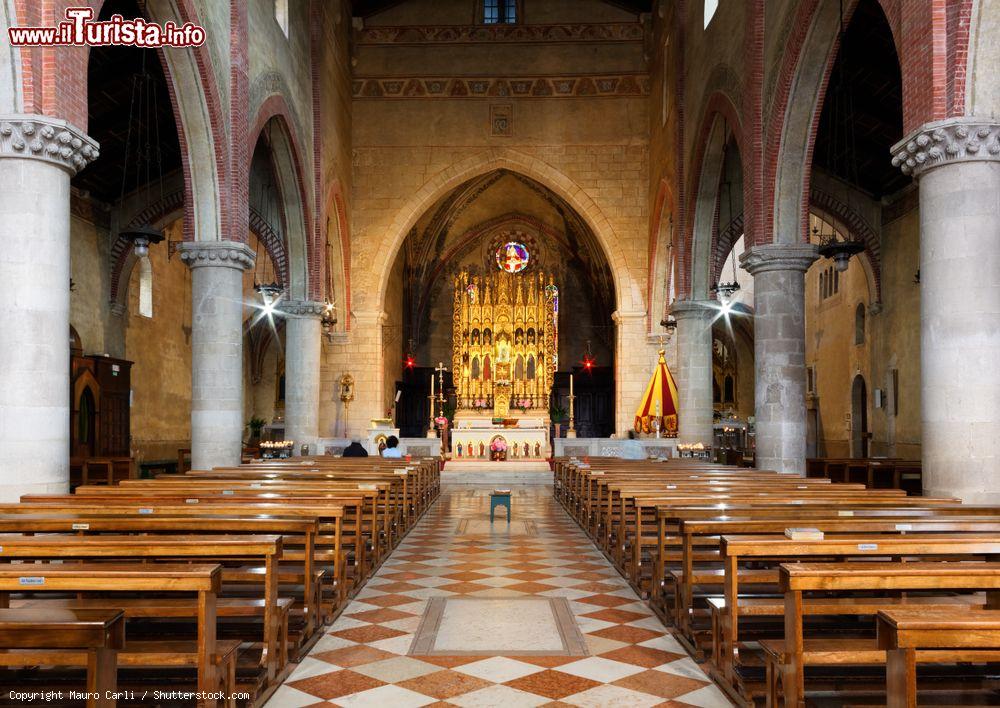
<box><xmin>496</xmin><ymin>241</ymin><xmax>530</xmax><ymax>273</ymax></box>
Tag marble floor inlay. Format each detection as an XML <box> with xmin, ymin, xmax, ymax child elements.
<box><xmin>266</xmin><ymin>483</ymin><xmax>733</xmax><ymax>708</ymax></box>
<box><xmin>410</xmin><ymin>597</ymin><xmax>588</xmax><ymax>656</ymax></box>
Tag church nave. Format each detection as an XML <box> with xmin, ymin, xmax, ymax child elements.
<box><xmin>269</xmin><ymin>485</ymin><xmax>728</xmax><ymax>708</ymax></box>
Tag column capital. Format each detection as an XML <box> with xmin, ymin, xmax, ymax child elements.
<box><xmin>353</xmin><ymin>309</ymin><xmax>388</xmax><ymax>325</ymax></box>
<box><xmin>892</xmin><ymin>117</ymin><xmax>1000</xmax><ymax>178</ymax></box>
<box><xmin>740</xmin><ymin>243</ymin><xmax>818</xmax><ymax>276</ymax></box>
<box><xmin>669</xmin><ymin>299</ymin><xmax>716</xmax><ymax>321</ymax></box>
<box><xmin>178</xmin><ymin>241</ymin><xmax>255</xmax><ymax>271</ymax></box>
<box><xmin>611</xmin><ymin>309</ymin><xmax>645</xmax><ymax>324</ymax></box>
<box><xmin>280</xmin><ymin>300</ymin><xmax>326</xmax><ymax>319</ymax></box>
<box><xmin>0</xmin><ymin>114</ymin><xmax>99</xmax><ymax>174</ymax></box>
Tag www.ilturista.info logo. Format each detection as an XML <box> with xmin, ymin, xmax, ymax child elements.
<box><xmin>8</xmin><ymin>7</ymin><xmax>205</xmax><ymax>47</ymax></box>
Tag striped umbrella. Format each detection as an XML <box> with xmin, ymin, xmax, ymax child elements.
<box><xmin>634</xmin><ymin>349</ymin><xmax>680</xmax><ymax>436</ymax></box>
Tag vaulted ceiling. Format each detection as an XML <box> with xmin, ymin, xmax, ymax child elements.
<box><xmin>349</xmin><ymin>0</ymin><xmax>651</xmax><ymax>19</ymax></box>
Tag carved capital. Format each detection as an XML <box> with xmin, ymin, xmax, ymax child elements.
<box><xmin>280</xmin><ymin>300</ymin><xmax>326</xmax><ymax>319</ymax></box>
<box><xmin>669</xmin><ymin>299</ymin><xmax>716</xmax><ymax>322</ymax></box>
<box><xmin>0</xmin><ymin>114</ymin><xmax>99</xmax><ymax>174</ymax></box>
<box><xmin>740</xmin><ymin>243</ymin><xmax>818</xmax><ymax>276</ymax></box>
<box><xmin>891</xmin><ymin>118</ymin><xmax>1000</xmax><ymax>178</ymax></box>
<box><xmin>177</xmin><ymin>241</ymin><xmax>255</xmax><ymax>271</ymax></box>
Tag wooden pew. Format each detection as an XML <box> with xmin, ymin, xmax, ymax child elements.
<box><xmin>0</xmin><ymin>563</ymin><xmax>232</xmax><ymax>707</ymax></box>
<box><xmin>0</xmin><ymin>512</ymin><xmax>324</xmax><ymax>648</ymax></box>
<box><xmin>876</xmin><ymin>608</ymin><xmax>1000</xmax><ymax>708</ymax></box>
<box><xmin>772</xmin><ymin>560</ymin><xmax>1000</xmax><ymax>706</ymax></box>
<box><xmin>0</xmin><ymin>534</ymin><xmax>285</xmax><ymax>687</ymax></box>
<box><xmin>0</xmin><ymin>608</ymin><xmax>125</xmax><ymax>707</ymax></box>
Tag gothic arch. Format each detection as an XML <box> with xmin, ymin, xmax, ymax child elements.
<box><xmin>648</xmin><ymin>179</ymin><xmax>676</xmax><ymax>331</ymax></box>
<box><xmin>251</xmin><ymin>114</ymin><xmax>311</xmax><ymax>300</ymax></box>
<box><xmin>373</xmin><ymin>148</ymin><xmax>641</xmax><ymax>316</ymax></box>
<box><xmin>768</xmin><ymin>0</ymin><xmax>909</xmax><ymax>248</ymax></box>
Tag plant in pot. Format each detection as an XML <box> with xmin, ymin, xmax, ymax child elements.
<box><xmin>550</xmin><ymin>403</ymin><xmax>568</xmax><ymax>438</ymax></box>
<box><xmin>246</xmin><ymin>416</ymin><xmax>266</xmax><ymax>447</ymax></box>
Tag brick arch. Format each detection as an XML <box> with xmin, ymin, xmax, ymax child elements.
<box><xmin>681</xmin><ymin>91</ymin><xmax>744</xmax><ymax>301</ymax></box>
<box><xmin>766</xmin><ymin>0</ymin><xmax>963</xmax><ymax>253</ymax></box>
<box><xmin>710</xmin><ymin>212</ymin><xmax>745</xmax><ymax>287</ymax></box>
<box><xmin>373</xmin><ymin>148</ymin><xmax>641</xmax><ymax>315</ymax></box>
<box><xmin>250</xmin><ymin>94</ymin><xmax>317</xmax><ymax>300</ymax></box>
<box><xmin>250</xmin><ymin>110</ymin><xmax>312</xmax><ymax>300</ymax></box>
<box><xmin>22</xmin><ymin>0</ymin><xmax>229</xmax><ymax>244</ymax></box>
<box><xmin>808</xmin><ymin>188</ymin><xmax>882</xmax><ymax>303</ymax></box>
<box><xmin>109</xmin><ymin>199</ymin><xmax>289</xmax><ymax>311</ymax></box>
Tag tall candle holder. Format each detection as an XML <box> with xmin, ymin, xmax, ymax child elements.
<box><xmin>566</xmin><ymin>373</ymin><xmax>577</xmax><ymax>438</ymax></box>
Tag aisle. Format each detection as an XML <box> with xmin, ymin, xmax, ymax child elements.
<box><xmin>267</xmin><ymin>485</ymin><xmax>731</xmax><ymax>707</ymax></box>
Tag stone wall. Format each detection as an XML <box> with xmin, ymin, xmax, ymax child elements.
<box><xmin>325</xmin><ymin>0</ymin><xmax>659</xmax><ymax>436</ymax></box>
<box><xmin>122</xmin><ymin>218</ymin><xmax>193</xmax><ymax>463</ymax></box>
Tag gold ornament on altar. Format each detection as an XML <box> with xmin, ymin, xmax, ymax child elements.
<box><xmin>452</xmin><ymin>268</ymin><xmax>558</xmax><ymax>420</ymax></box>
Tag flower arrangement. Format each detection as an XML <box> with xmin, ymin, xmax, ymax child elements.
<box><xmin>434</xmin><ymin>416</ymin><xmax>449</xmax><ymax>427</ymax></box>
<box><xmin>516</xmin><ymin>398</ymin><xmax>531</xmax><ymax>412</ymax></box>
<box><xmin>490</xmin><ymin>438</ymin><xmax>507</xmax><ymax>452</ymax></box>
<box><xmin>473</xmin><ymin>398</ymin><xmax>490</xmax><ymax>410</ymax></box>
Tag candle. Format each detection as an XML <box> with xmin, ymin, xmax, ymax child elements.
<box><xmin>570</xmin><ymin>373</ymin><xmax>574</xmax><ymax>398</ymax></box>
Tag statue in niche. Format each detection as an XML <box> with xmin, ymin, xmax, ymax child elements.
<box><xmin>471</xmin><ymin>357</ymin><xmax>480</xmax><ymax>380</ymax></box>
<box><xmin>496</xmin><ymin>338</ymin><xmax>511</xmax><ymax>364</ymax></box>
<box><xmin>514</xmin><ymin>356</ymin><xmax>524</xmax><ymax>380</ymax></box>
<box><xmin>523</xmin><ymin>442</ymin><xmax>530</xmax><ymax>457</ymax></box>
<box><xmin>457</xmin><ymin>442</ymin><xmax>463</xmax><ymax>458</ymax></box>
<box><xmin>527</xmin><ymin>328</ymin><xmax>535</xmax><ymax>345</ymax></box>
<box><xmin>515</xmin><ymin>328</ymin><xmax>524</xmax><ymax>345</ymax></box>
<box><xmin>479</xmin><ymin>441</ymin><xmax>485</xmax><ymax>457</ymax></box>
<box><xmin>471</xmin><ymin>329</ymin><xmax>480</xmax><ymax>345</ymax></box>
<box><xmin>484</xmin><ymin>328</ymin><xmax>493</xmax><ymax>345</ymax></box>
<box><xmin>527</xmin><ymin>355</ymin><xmax>536</xmax><ymax>380</ymax></box>
<box><xmin>534</xmin><ymin>442</ymin><xmax>541</xmax><ymax>457</ymax></box>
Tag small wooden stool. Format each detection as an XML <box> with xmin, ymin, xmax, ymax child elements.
<box><xmin>490</xmin><ymin>489</ymin><xmax>511</xmax><ymax>523</ymax></box>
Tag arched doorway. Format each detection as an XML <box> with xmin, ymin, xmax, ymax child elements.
<box><xmin>851</xmin><ymin>374</ymin><xmax>869</xmax><ymax>458</ymax></box>
<box><xmin>386</xmin><ymin>169</ymin><xmax>617</xmax><ymax>440</ymax></box>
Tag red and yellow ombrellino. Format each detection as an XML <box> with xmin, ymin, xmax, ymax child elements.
<box><xmin>634</xmin><ymin>349</ymin><xmax>679</xmax><ymax>435</ymax></box>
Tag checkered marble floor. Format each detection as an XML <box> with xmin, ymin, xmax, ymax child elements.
<box><xmin>266</xmin><ymin>484</ymin><xmax>732</xmax><ymax>708</ymax></box>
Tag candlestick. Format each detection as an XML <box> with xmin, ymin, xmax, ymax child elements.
<box><xmin>567</xmin><ymin>373</ymin><xmax>577</xmax><ymax>438</ymax></box>
<box><xmin>427</xmin><ymin>371</ymin><xmax>436</xmax><ymax>438</ymax></box>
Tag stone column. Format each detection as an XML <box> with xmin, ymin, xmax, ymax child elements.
<box><xmin>892</xmin><ymin>119</ymin><xmax>1000</xmax><ymax>501</ymax></box>
<box><xmin>740</xmin><ymin>244</ymin><xmax>818</xmax><ymax>474</ymax></box>
<box><xmin>0</xmin><ymin>115</ymin><xmax>98</xmax><ymax>501</ymax></box>
<box><xmin>347</xmin><ymin>310</ymin><xmax>386</xmax><ymax>439</ymax></box>
<box><xmin>612</xmin><ymin>310</ymin><xmax>650</xmax><ymax>436</ymax></box>
<box><xmin>178</xmin><ymin>242</ymin><xmax>255</xmax><ymax>471</ymax></box>
<box><xmin>671</xmin><ymin>300</ymin><xmax>716</xmax><ymax>446</ymax></box>
<box><xmin>282</xmin><ymin>300</ymin><xmax>324</xmax><ymax>455</ymax></box>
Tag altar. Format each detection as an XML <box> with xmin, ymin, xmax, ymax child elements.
<box><xmin>452</xmin><ymin>415</ymin><xmax>549</xmax><ymax>460</ymax></box>
<box><xmin>448</xmin><ymin>261</ymin><xmax>557</xmax><ymax>462</ymax></box>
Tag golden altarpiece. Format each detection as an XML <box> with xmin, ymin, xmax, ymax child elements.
<box><xmin>450</xmin><ymin>262</ymin><xmax>557</xmax><ymax>460</ymax></box>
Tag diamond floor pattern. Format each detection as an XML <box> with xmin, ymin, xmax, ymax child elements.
<box><xmin>265</xmin><ymin>484</ymin><xmax>733</xmax><ymax>707</ymax></box>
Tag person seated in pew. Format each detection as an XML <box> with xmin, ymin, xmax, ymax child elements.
<box><xmin>342</xmin><ymin>439</ymin><xmax>368</xmax><ymax>457</ymax></box>
<box><xmin>382</xmin><ymin>435</ymin><xmax>402</xmax><ymax>458</ymax></box>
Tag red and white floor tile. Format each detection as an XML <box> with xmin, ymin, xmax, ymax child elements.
<box><xmin>266</xmin><ymin>485</ymin><xmax>732</xmax><ymax>707</ymax></box>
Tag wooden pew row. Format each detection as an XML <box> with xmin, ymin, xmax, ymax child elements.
<box><xmin>876</xmin><ymin>608</ymin><xmax>1000</xmax><ymax>708</ymax></box>
<box><xmin>772</xmin><ymin>561</ymin><xmax>1000</xmax><ymax>707</ymax></box>
<box><xmin>719</xmin><ymin>536</ymin><xmax>1000</xmax><ymax>704</ymax></box>
<box><xmin>0</xmin><ymin>513</ymin><xmax>324</xmax><ymax>648</ymax></box>
<box><xmin>19</xmin><ymin>492</ymin><xmax>368</xmax><ymax>592</ymax></box>
<box><xmin>0</xmin><ymin>608</ymin><xmax>125</xmax><ymax>708</ymax></box>
<box><xmin>550</xmin><ymin>456</ymin><xmax>1000</xmax><ymax>707</ymax></box>
<box><xmin>0</xmin><ymin>563</ymin><xmax>235</xmax><ymax>707</ymax></box>
<box><xmin>0</xmin><ymin>534</ymin><xmax>285</xmax><ymax>694</ymax></box>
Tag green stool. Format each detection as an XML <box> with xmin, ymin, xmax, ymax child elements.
<box><xmin>490</xmin><ymin>490</ymin><xmax>511</xmax><ymax>523</ymax></box>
